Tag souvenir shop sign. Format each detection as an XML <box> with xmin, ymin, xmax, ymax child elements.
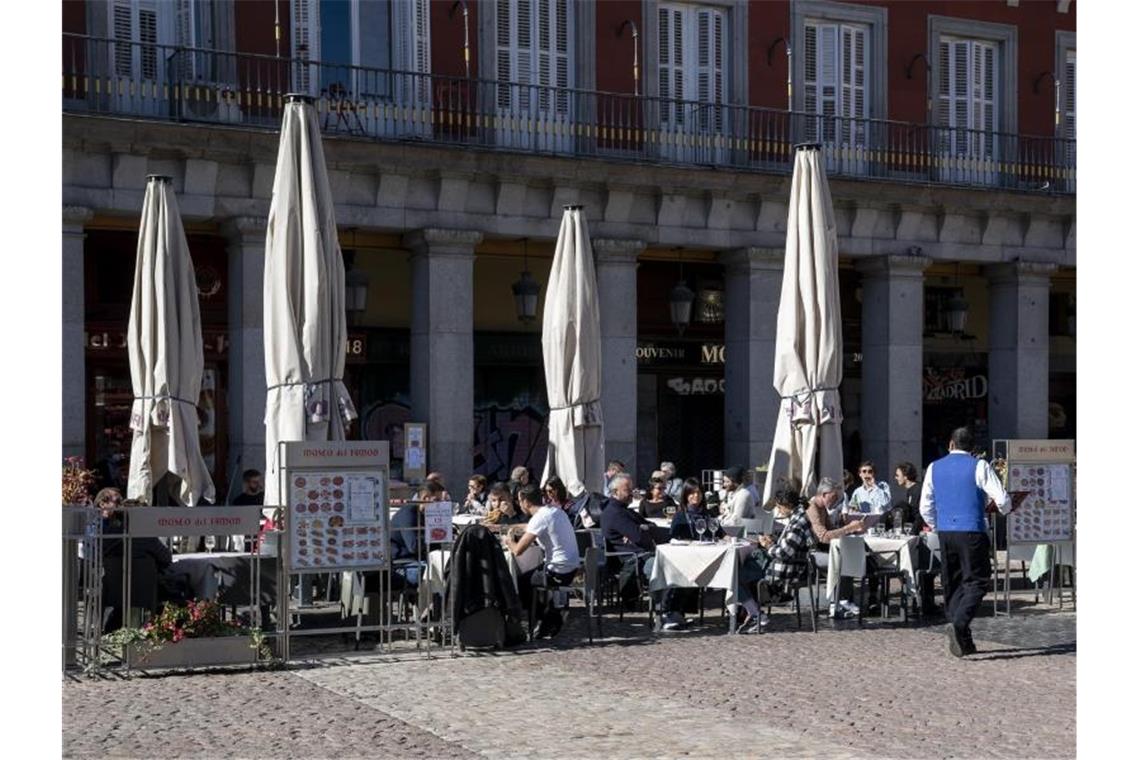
<box><xmin>924</xmin><ymin>367</ymin><xmax>988</xmax><ymax>403</ymax></box>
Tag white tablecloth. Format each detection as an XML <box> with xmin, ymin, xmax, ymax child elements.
<box><xmin>426</xmin><ymin>543</ymin><xmax>543</xmax><ymax>595</ymax></box>
<box><xmin>171</xmin><ymin>551</ymin><xmax>277</xmax><ymax>601</ymax></box>
<box><xmin>648</xmin><ymin>540</ymin><xmax>755</xmax><ymax>626</ymax></box>
<box><xmin>826</xmin><ymin>534</ymin><xmax>919</xmax><ymax>603</ymax></box>
<box><xmin>1028</xmin><ymin>541</ymin><xmax>1075</xmax><ymax>583</ymax></box>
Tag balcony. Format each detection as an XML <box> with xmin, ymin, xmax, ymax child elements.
<box><xmin>63</xmin><ymin>34</ymin><xmax>1075</xmax><ymax>195</ymax></box>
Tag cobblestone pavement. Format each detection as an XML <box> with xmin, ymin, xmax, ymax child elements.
<box><xmin>64</xmin><ymin>596</ymin><xmax>1074</xmax><ymax>759</ymax></box>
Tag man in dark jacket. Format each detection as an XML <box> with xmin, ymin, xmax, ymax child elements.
<box><xmin>599</xmin><ymin>473</ymin><xmax>665</xmax><ymax>619</ymax></box>
<box><xmin>600</xmin><ymin>473</ymin><xmax>655</xmax><ymax>554</ymax></box>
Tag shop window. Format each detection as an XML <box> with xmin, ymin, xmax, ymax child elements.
<box><xmin>923</xmin><ymin>285</ymin><xmax>966</xmax><ymax>335</ymax></box>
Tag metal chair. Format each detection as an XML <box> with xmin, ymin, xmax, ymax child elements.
<box><xmin>861</xmin><ymin>545</ymin><xmax>909</xmax><ymax>624</ymax></box>
<box><xmin>529</xmin><ymin>546</ymin><xmax>603</xmax><ymax>644</ymax></box>
<box><xmin>914</xmin><ymin>532</ymin><xmax>941</xmax><ymax>619</ymax></box>
<box><xmin>762</xmin><ymin>564</ymin><xmax>818</xmax><ymax>633</ymax></box>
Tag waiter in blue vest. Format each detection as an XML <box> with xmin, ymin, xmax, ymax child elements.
<box><xmin>919</xmin><ymin>427</ymin><xmax>1010</xmax><ymax>657</ymax></box>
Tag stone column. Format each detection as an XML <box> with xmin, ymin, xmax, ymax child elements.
<box><xmin>404</xmin><ymin>229</ymin><xmax>483</xmax><ymax>490</ymax></box>
<box><xmin>63</xmin><ymin>206</ymin><xmax>93</xmax><ymax>460</ymax></box>
<box><xmin>223</xmin><ymin>216</ymin><xmax>268</xmax><ymax>487</ymax></box>
<box><xmin>720</xmin><ymin>247</ymin><xmax>783</xmax><ymax>471</ymax></box>
<box><xmin>593</xmin><ymin>238</ymin><xmax>644</xmax><ymax>478</ymax></box>
<box><xmin>858</xmin><ymin>254</ymin><xmax>930</xmax><ymax>494</ymax></box>
<box><xmin>986</xmin><ymin>261</ymin><xmax>1056</xmax><ymax>441</ymax></box>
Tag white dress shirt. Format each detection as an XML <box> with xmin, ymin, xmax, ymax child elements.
<box><xmin>847</xmin><ymin>481</ymin><xmax>893</xmax><ymax>515</ymax></box>
<box><xmin>919</xmin><ymin>450</ymin><xmax>1011</xmax><ymax>530</ymax></box>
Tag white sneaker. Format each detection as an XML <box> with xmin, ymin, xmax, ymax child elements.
<box><xmin>840</xmin><ymin>600</ymin><xmax>860</xmax><ymax>615</ymax></box>
<box><xmin>829</xmin><ymin>603</ymin><xmax>855</xmax><ymax>619</ymax></box>
<box><xmin>759</xmin><ymin>612</ymin><xmax>770</xmax><ymax>627</ymax></box>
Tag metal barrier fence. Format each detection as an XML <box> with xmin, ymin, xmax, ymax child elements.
<box><xmin>63</xmin><ymin>34</ymin><xmax>1075</xmax><ymax>194</ymax></box>
<box><xmin>64</xmin><ymin>501</ymin><xmax>460</xmax><ymax>675</ymax></box>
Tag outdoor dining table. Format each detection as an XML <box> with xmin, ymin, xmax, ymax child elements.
<box><xmin>170</xmin><ymin>551</ymin><xmax>278</xmax><ymax>605</ymax></box>
<box><xmin>647</xmin><ymin>538</ymin><xmax>757</xmax><ymax>632</ymax></box>
<box><xmin>825</xmin><ymin>533</ymin><xmax>921</xmax><ymax>605</ymax></box>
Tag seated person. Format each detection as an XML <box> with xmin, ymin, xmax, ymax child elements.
<box><xmin>543</xmin><ymin>476</ymin><xmax>571</xmax><ymax>513</ymax></box>
<box><xmin>425</xmin><ymin>471</ymin><xmax>452</xmax><ymax>502</ymax></box>
<box><xmin>600</xmin><ymin>473</ymin><xmax>655</xmax><ymax>555</ymax></box>
<box><xmin>101</xmin><ymin>498</ymin><xmax>189</xmax><ymax>630</ymax></box>
<box><xmin>460</xmin><ymin>474</ymin><xmax>489</xmax><ymax>515</ymax></box>
<box><xmin>670</xmin><ymin>478</ymin><xmax>724</xmax><ymax>541</ymax></box>
<box><xmin>389</xmin><ymin>481</ymin><xmax>445</xmax><ymax>588</ymax></box>
<box><xmin>805</xmin><ymin>477</ymin><xmax>870</xmax><ymax>618</ymax></box>
<box><xmin>102</xmin><ymin>498</ymin><xmax>174</xmax><ymax>571</ymax></box>
<box><xmin>506</xmin><ymin>483</ymin><xmax>581</xmax><ymax>639</ymax></box>
<box><xmin>231</xmin><ymin>469</ymin><xmax>265</xmax><ymax>506</ymax></box>
<box><xmin>719</xmin><ymin>466</ymin><xmax>757</xmax><ymax>527</ymax></box>
<box><xmin>600</xmin><ymin>472</ymin><xmax>661</xmax><ymax>612</ymax></box>
<box><xmin>482</xmin><ymin>481</ymin><xmax>527</xmax><ymax>527</ymax></box>
<box><xmin>847</xmin><ymin>461</ymin><xmax>892</xmax><ymax>517</ymax></box>
<box><xmin>638</xmin><ymin>478</ymin><xmax>676</xmax><ymax>519</ymax></box>
<box><xmin>757</xmin><ymin>487</ymin><xmax>816</xmax><ymax>604</ymax></box>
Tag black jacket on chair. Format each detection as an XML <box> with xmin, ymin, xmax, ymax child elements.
<box><xmin>445</xmin><ymin>525</ymin><xmax>527</xmax><ymax>646</ymax></box>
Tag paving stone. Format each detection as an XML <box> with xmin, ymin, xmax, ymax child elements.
<box><xmin>63</xmin><ymin>594</ymin><xmax>1074</xmax><ymax>759</ymax></box>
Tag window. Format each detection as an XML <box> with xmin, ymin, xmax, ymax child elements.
<box><xmin>658</xmin><ymin>4</ymin><xmax>726</xmax><ymax>131</ymax></box>
<box><xmin>111</xmin><ymin>0</ymin><xmax>159</xmax><ymax>80</ymax></box>
<box><xmin>792</xmin><ymin>0</ymin><xmax>886</xmax><ymax>145</ymax></box>
<box><xmin>927</xmin><ymin>16</ymin><xmax>1017</xmax><ymax>168</ymax></box>
<box><xmin>292</xmin><ymin>0</ymin><xmax>427</xmax><ymax>95</ymax></box>
<box><xmin>175</xmin><ymin>0</ymin><xmax>233</xmax><ymax>81</ymax></box>
<box><xmin>937</xmin><ymin>36</ymin><xmax>997</xmax><ymax>158</ymax></box>
<box><xmin>804</xmin><ymin>21</ymin><xmax>867</xmax><ymax>144</ymax></box>
<box><xmin>496</xmin><ymin>0</ymin><xmax>572</xmax><ymax>114</ymax></box>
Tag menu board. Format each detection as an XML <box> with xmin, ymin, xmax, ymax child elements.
<box><xmin>288</xmin><ymin>471</ymin><xmax>386</xmax><ymax>570</ymax></box>
<box><xmin>1006</xmin><ymin>463</ymin><xmax>1073</xmax><ymax>543</ymax></box>
<box><xmin>280</xmin><ymin>441</ymin><xmax>390</xmax><ymax>572</ymax></box>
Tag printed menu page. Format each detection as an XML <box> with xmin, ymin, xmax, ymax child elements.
<box><xmin>1006</xmin><ymin>463</ymin><xmax>1073</xmax><ymax>543</ymax></box>
<box><xmin>287</xmin><ymin>471</ymin><xmax>387</xmax><ymax>570</ymax></box>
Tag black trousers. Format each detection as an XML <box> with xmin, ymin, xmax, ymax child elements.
<box><xmin>939</xmin><ymin>531</ymin><xmax>992</xmax><ymax>633</ymax></box>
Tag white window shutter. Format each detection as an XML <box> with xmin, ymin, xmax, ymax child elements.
<box><xmin>413</xmin><ymin>0</ymin><xmax>430</xmax><ymax>75</ymax></box>
<box><xmin>292</xmin><ymin>0</ymin><xmax>313</xmax><ymax>91</ymax></box>
<box><xmin>555</xmin><ymin>0</ymin><xmax>569</xmax><ymax>112</ymax></box>
<box><xmin>496</xmin><ymin>0</ymin><xmax>513</xmax><ymax>107</ymax></box>
<box><xmin>804</xmin><ymin>23</ymin><xmax>818</xmax><ymax>136</ymax></box>
<box><xmin>113</xmin><ymin>1</ymin><xmax>133</xmax><ymax>77</ymax></box>
<box><xmin>1064</xmin><ymin>49</ymin><xmax>1076</xmax><ymax>139</ymax></box>
<box><xmin>536</xmin><ymin>0</ymin><xmax>549</xmax><ymax>110</ymax></box>
<box><xmin>138</xmin><ymin>6</ymin><xmax>157</xmax><ymax>80</ymax></box>
<box><xmin>659</xmin><ymin>6</ymin><xmax>684</xmax><ymax>125</ymax></box>
<box><xmin>818</xmin><ymin>23</ymin><xmax>837</xmax><ymax>141</ymax></box>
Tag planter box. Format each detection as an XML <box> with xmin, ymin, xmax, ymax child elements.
<box><xmin>124</xmin><ymin>636</ymin><xmax>258</xmax><ymax>669</ymax></box>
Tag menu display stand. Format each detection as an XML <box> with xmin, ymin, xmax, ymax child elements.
<box><xmin>992</xmin><ymin>439</ymin><xmax>1076</xmax><ymax>615</ymax></box>
<box><xmin>277</xmin><ymin>441</ymin><xmax>389</xmax><ymax>661</ymax></box>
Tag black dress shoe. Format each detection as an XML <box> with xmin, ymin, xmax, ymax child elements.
<box><xmin>961</xmin><ymin>630</ymin><xmax>978</xmax><ymax>655</ymax></box>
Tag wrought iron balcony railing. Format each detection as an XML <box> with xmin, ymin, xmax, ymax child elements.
<box><xmin>63</xmin><ymin>34</ymin><xmax>1075</xmax><ymax>194</ymax></box>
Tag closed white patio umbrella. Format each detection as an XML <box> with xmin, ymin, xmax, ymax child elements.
<box><xmin>540</xmin><ymin>206</ymin><xmax>605</xmax><ymax>497</ymax></box>
<box><xmin>126</xmin><ymin>175</ymin><xmax>215</xmax><ymax>506</ymax></box>
<box><xmin>263</xmin><ymin>94</ymin><xmax>357</xmax><ymax>507</ymax></box>
<box><xmin>762</xmin><ymin>144</ymin><xmax>845</xmax><ymax>504</ymax></box>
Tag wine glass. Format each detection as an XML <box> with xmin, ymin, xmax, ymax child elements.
<box><xmin>707</xmin><ymin>517</ymin><xmax>721</xmax><ymax>541</ymax></box>
<box><xmin>694</xmin><ymin>517</ymin><xmax>708</xmax><ymax>543</ymax></box>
